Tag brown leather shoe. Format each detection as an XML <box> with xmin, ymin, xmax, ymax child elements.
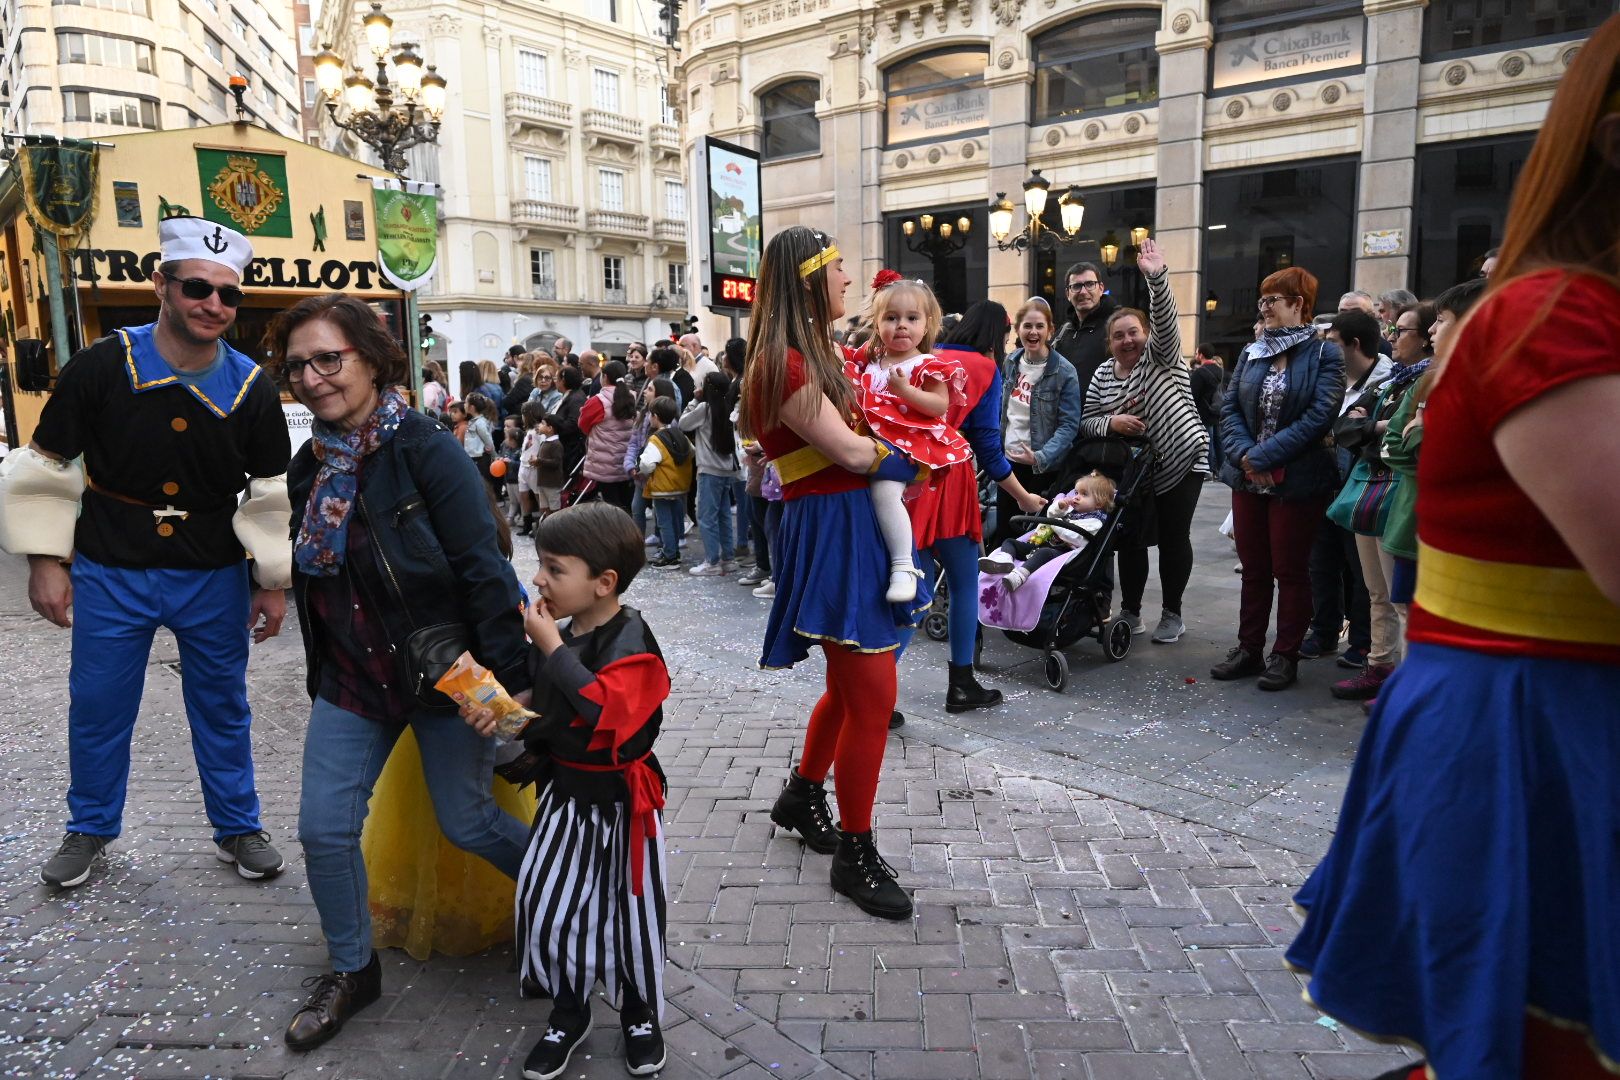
<box><xmin>284</xmin><ymin>952</ymin><xmax>382</xmax><ymax>1051</ymax></box>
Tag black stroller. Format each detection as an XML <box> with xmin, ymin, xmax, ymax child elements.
<box><xmin>983</xmin><ymin>437</ymin><xmax>1156</xmax><ymax>692</ymax></box>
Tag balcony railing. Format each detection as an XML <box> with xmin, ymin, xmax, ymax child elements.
<box><xmin>582</xmin><ymin>109</ymin><xmax>643</xmax><ymax>145</ymax></box>
<box><xmin>654</xmin><ymin>218</ymin><xmax>686</xmax><ymax>243</ymax></box>
<box><xmin>604</xmin><ymin>288</ymin><xmax>628</xmax><ymax>305</ymax></box>
<box><xmin>514</xmin><ymin>200</ymin><xmax>579</xmax><ymax>230</ymax></box>
<box><xmin>650</xmin><ymin>123</ymin><xmax>680</xmax><ymax>153</ymax></box>
<box><xmin>588</xmin><ymin>210</ymin><xmax>650</xmax><ymax>235</ymax></box>
<box><xmin>507</xmin><ymin>93</ymin><xmax>573</xmax><ymax>131</ymax></box>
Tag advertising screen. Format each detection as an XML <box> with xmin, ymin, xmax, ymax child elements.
<box><xmin>705</xmin><ymin>136</ymin><xmax>761</xmax><ymax>311</ymax></box>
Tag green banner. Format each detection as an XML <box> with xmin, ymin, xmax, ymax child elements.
<box><xmin>197</xmin><ymin>148</ymin><xmax>291</xmax><ymax>237</ymax></box>
<box><xmin>371</xmin><ymin>179</ymin><xmax>438</xmax><ymax>292</ymax></box>
<box><xmin>19</xmin><ymin>137</ymin><xmax>98</xmax><ymax>238</ymax></box>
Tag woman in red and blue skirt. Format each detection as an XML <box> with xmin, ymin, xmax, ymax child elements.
<box><xmin>739</xmin><ymin>226</ymin><xmax>929</xmax><ymax>922</ymax></box>
<box><xmin>1288</xmin><ymin>22</ymin><xmax>1620</xmax><ymax>1077</ymax></box>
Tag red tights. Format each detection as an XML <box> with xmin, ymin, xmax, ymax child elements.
<box><xmin>797</xmin><ymin>643</ymin><xmax>896</xmax><ymax>834</ymax></box>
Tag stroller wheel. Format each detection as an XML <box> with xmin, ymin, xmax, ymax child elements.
<box><xmin>1043</xmin><ymin>652</ymin><xmax>1069</xmax><ymax>692</ymax></box>
<box><xmin>1103</xmin><ymin>618</ymin><xmax>1133</xmax><ymax>662</ymax></box>
<box><xmin>923</xmin><ymin>611</ymin><xmax>950</xmax><ymax>642</ymax></box>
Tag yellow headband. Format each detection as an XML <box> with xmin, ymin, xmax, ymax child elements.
<box><xmin>798</xmin><ymin>244</ymin><xmax>840</xmax><ymax>279</ymax></box>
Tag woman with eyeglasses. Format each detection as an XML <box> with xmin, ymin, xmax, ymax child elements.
<box><xmin>1213</xmin><ymin>267</ymin><xmax>1346</xmax><ymax>690</ymax></box>
<box><xmin>269</xmin><ymin>294</ymin><xmax>533</xmax><ymax>1052</ymax></box>
<box><xmin>528</xmin><ymin>362</ymin><xmax>563</xmax><ymax>413</ymax></box>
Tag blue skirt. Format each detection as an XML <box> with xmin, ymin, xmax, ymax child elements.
<box><xmin>1287</xmin><ymin>642</ymin><xmax>1620</xmax><ymax>1076</ymax></box>
<box><xmin>760</xmin><ymin>487</ymin><xmax>933</xmax><ymax>670</ymax></box>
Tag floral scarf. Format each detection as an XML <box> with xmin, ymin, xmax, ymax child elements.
<box><xmin>294</xmin><ymin>389</ymin><xmax>409</xmax><ymax>577</ymax></box>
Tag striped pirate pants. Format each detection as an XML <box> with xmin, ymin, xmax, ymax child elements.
<box><xmin>515</xmin><ymin>782</ymin><xmax>667</xmax><ymax>1018</ymax></box>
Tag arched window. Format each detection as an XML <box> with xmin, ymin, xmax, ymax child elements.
<box><xmin>884</xmin><ymin>48</ymin><xmax>989</xmax><ymax>146</ymax></box>
<box><xmin>1032</xmin><ymin>10</ymin><xmax>1159</xmax><ymax>124</ymax></box>
<box><xmin>760</xmin><ymin>80</ymin><xmax>820</xmax><ymax>160</ymax></box>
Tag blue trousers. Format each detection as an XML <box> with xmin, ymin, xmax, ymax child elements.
<box><xmin>67</xmin><ymin>555</ymin><xmax>262</xmax><ymax>841</ymax></box>
<box><xmin>652</xmin><ymin>496</ymin><xmax>684</xmax><ymax>560</ymax></box>
<box><xmin>299</xmin><ymin>696</ymin><xmax>530</xmax><ymax>971</ymax></box>
<box><xmin>696</xmin><ymin>472</ymin><xmax>736</xmax><ymax>563</ymax></box>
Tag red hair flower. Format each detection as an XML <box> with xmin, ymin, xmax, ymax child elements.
<box><xmin>870</xmin><ymin>268</ymin><xmax>904</xmax><ymax>291</ymax></box>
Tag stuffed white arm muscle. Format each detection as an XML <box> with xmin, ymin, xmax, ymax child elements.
<box><xmin>234</xmin><ymin>475</ymin><xmax>292</xmax><ymax>590</ymax></box>
<box><xmin>0</xmin><ymin>447</ymin><xmax>85</xmax><ymax>559</ymax></box>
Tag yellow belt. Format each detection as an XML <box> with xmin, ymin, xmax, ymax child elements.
<box><xmin>1416</xmin><ymin>540</ymin><xmax>1620</xmax><ymax>646</ymax></box>
<box><xmin>772</xmin><ymin>443</ymin><xmax>836</xmax><ymax>485</ymax></box>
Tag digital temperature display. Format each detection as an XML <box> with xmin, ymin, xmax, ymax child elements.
<box><xmin>715</xmin><ymin>274</ymin><xmax>756</xmax><ymax>307</ymax></box>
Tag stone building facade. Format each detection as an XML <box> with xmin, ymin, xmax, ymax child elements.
<box><xmin>316</xmin><ymin>0</ymin><xmax>689</xmax><ymax>371</ymax></box>
<box><xmin>677</xmin><ymin>0</ymin><xmax>1608</xmax><ymax>358</ymax></box>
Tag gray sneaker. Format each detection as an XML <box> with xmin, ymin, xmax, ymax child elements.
<box><xmin>41</xmin><ymin>833</ymin><xmax>110</xmax><ymax>888</ymax></box>
<box><xmin>1119</xmin><ymin>611</ymin><xmax>1146</xmax><ymax>635</ymax></box>
<box><xmin>1151</xmin><ymin>612</ymin><xmax>1185</xmax><ymax>644</ymax></box>
<box><xmin>217</xmin><ymin>831</ymin><xmax>286</xmax><ymax>880</ymax></box>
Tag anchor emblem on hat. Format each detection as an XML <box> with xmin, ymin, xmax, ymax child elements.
<box><xmin>203</xmin><ymin>226</ymin><xmax>229</xmax><ymax>254</ymax></box>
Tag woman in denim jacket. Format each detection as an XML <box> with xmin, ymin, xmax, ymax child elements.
<box><xmin>271</xmin><ymin>295</ymin><xmax>532</xmax><ymax>1052</ymax></box>
<box><xmin>1214</xmin><ymin>266</ymin><xmax>1345</xmax><ymax>691</ymax></box>
<box><xmin>994</xmin><ymin>297</ymin><xmax>1081</xmax><ymax>545</ymax></box>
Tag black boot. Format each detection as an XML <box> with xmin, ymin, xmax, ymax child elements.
<box><xmin>284</xmin><ymin>951</ymin><xmax>382</xmax><ymax>1051</ymax></box>
<box><xmin>945</xmin><ymin>664</ymin><xmax>1001</xmax><ymax>713</ymax></box>
<box><xmin>830</xmin><ymin>830</ymin><xmax>912</xmax><ymax>920</ymax></box>
<box><xmin>888</xmin><ymin>710</ymin><xmax>905</xmax><ymax>729</ymax></box>
<box><xmin>769</xmin><ymin>771</ymin><xmax>839</xmax><ymax>854</ymax></box>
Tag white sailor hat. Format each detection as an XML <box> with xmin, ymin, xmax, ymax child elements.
<box><xmin>158</xmin><ymin>215</ymin><xmax>253</xmax><ymax>279</ymax></box>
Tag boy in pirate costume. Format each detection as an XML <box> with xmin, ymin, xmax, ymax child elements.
<box><xmin>458</xmin><ymin>502</ymin><xmax>670</xmax><ymax>1080</ymax></box>
<box><xmin>0</xmin><ymin>215</ymin><xmax>293</xmax><ymax>889</ymax></box>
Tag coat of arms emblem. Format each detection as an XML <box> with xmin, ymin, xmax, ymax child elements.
<box><xmin>205</xmin><ymin>154</ymin><xmax>286</xmax><ymax>234</ymax></box>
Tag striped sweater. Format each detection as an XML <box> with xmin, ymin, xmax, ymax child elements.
<box><xmin>1080</xmin><ymin>268</ymin><xmax>1208</xmax><ymax>493</ymax></box>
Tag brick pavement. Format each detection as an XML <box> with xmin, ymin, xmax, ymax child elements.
<box><xmin>0</xmin><ymin>557</ymin><xmax>1413</xmax><ymax>1079</ymax></box>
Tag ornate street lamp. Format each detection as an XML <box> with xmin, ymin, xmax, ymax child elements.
<box><xmin>990</xmin><ymin>170</ymin><xmax>1087</xmax><ymax>254</ymax></box>
<box><xmin>313</xmin><ymin>2</ymin><xmax>448</xmax><ymax>176</ymax></box>
<box><xmin>901</xmin><ymin>212</ymin><xmax>973</xmax><ymax>262</ymax></box>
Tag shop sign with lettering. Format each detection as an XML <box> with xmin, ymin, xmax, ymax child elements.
<box><xmin>888</xmin><ymin>86</ymin><xmax>989</xmax><ymax>141</ymax></box>
<box><xmin>1213</xmin><ymin>15</ymin><xmax>1364</xmax><ymax>90</ymax></box>
<box><xmin>70</xmin><ymin>248</ymin><xmax>392</xmax><ymax>293</ymax></box>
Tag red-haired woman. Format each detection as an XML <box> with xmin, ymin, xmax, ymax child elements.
<box><xmin>1289</xmin><ymin>15</ymin><xmax>1620</xmax><ymax>1078</ymax></box>
<box><xmin>1213</xmin><ymin>265</ymin><xmax>1345</xmax><ymax>690</ymax></box>
<box><xmin>740</xmin><ymin>227</ymin><xmax>928</xmax><ymax>921</ymax></box>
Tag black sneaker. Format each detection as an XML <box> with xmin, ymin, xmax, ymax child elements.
<box><xmin>40</xmin><ymin>833</ymin><xmax>110</xmax><ymax>888</ymax></box>
<box><xmin>1257</xmin><ymin>653</ymin><xmax>1299</xmax><ymax>691</ymax></box>
<box><xmin>217</xmin><ymin>830</ymin><xmax>286</xmax><ymax>880</ymax></box>
<box><xmin>1210</xmin><ymin>647</ymin><xmax>1265</xmax><ymax>681</ymax></box>
<box><xmin>1298</xmin><ymin>633</ymin><xmax>1338</xmax><ymax>660</ymax></box>
<box><xmin>620</xmin><ymin>1007</ymin><xmax>666</xmax><ymax>1076</ymax></box>
<box><xmin>1337</xmin><ymin>646</ymin><xmax>1369</xmax><ymax>670</ymax></box>
<box><xmin>523</xmin><ymin>1006</ymin><xmax>592</xmax><ymax>1080</ymax></box>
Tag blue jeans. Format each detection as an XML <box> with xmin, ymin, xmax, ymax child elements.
<box><xmin>653</xmin><ymin>496</ymin><xmax>684</xmax><ymax>560</ymax></box>
<box><xmin>734</xmin><ymin>483</ymin><xmax>751</xmax><ymax>552</ymax></box>
<box><xmin>696</xmin><ymin>472</ymin><xmax>736</xmax><ymax>564</ymax></box>
<box><xmin>298</xmin><ymin>696</ymin><xmax>530</xmax><ymax>971</ymax></box>
<box><xmin>67</xmin><ymin>556</ymin><xmax>261</xmax><ymax>840</ymax></box>
<box><xmin>630</xmin><ymin>488</ymin><xmax>649</xmax><ymax>536</ymax></box>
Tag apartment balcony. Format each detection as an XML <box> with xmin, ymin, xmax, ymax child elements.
<box><xmin>513</xmin><ymin>200</ymin><xmax>579</xmax><ymax>234</ymax></box>
<box><xmin>588</xmin><ymin>210</ymin><xmax>650</xmax><ymax>236</ymax></box>
<box><xmin>506</xmin><ymin>93</ymin><xmax>573</xmax><ymax>134</ymax></box>
<box><xmin>650</xmin><ymin>123</ymin><xmax>680</xmax><ymax>155</ymax></box>
<box><xmin>654</xmin><ymin>218</ymin><xmax>686</xmax><ymax>243</ymax></box>
<box><xmin>582</xmin><ymin>109</ymin><xmax>644</xmax><ymax>149</ymax></box>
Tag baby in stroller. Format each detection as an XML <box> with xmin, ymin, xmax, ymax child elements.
<box><xmin>979</xmin><ymin>471</ymin><xmax>1117</xmax><ymax>590</ymax></box>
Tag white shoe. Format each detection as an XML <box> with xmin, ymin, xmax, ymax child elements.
<box><xmin>689</xmin><ymin>561</ymin><xmax>724</xmax><ymax>577</ymax></box>
<box><xmin>752</xmin><ymin>579</ymin><xmax>776</xmax><ymax>598</ymax></box>
<box><xmin>1003</xmin><ymin>567</ymin><xmax>1030</xmax><ymax>592</ymax></box>
<box><xmin>886</xmin><ymin>568</ymin><xmax>920</xmax><ymax>604</ymax></box>
<box><xmin>644</xmin><ymin>535</ymin><xmax>660</xmax><ymax>547</ymax></box>
<box><xmin>978</xmin><ymin>550</ymin><xmax>1015</xmax><ymax>575</ymax></box>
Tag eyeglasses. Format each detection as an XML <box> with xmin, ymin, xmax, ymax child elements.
<box><xmin>1257</xmin><ymin>295</ymin><xmax>1298</xmax><ymax>310</ymax></box>
<box><xmin>171</xmin><ymin>276</ymin><xmax>245</xmax><ymax>308</ymax></box>
<box><xmin>1389</xmin><ymin>327</ymin><xmax>1426</xmax><ymax>339</ymax></box>
<box><xmin>282</xmin><ymin>348</ymin><xmax>357</xmax><ymax>382</ymax></box>
<box><xmin>1067</xmin><ymin>280</ymin><xmax>1104</xmax><ymax>293</ymax></box>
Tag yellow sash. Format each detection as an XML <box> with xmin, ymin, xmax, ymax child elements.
<box><xmin>772</xmin><ymin>443</ymin><xmax>836</xmax><ymax>485</ymax></box>
<box><xmin>1416</xmin><ymin>540</ymin><xmax>1620</xmax><ymax>647</ymax></box>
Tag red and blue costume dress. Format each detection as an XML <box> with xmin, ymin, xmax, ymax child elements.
<box><xmin>1287</xmin><ymin>270</ymin><xmax>1620</xmax><ymax>1076</ymax></box>
<box><xmin>515</xmin><ymin>606</ymin><xmax>670</xmax><ymax>1017</ymax></box>
<box><xmin>755</xmin><ymin>349</ymin><xmax>931</xmax><ymax>670</ymax></box>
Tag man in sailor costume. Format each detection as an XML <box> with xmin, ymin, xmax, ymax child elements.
<box><xmin>0</xmin><ymin>215</ymin><xmax>294</xmax><ymax>888</ymax></box>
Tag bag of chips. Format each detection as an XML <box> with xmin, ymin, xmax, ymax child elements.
<box><xmin>434</xmin><ymin>652</ymin><xmax>536</xmax><ymax>739</ymax></box>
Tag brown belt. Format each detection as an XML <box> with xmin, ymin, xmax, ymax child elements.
<box><xmin>85</xmin><ymin>478</ymin><xmax>232</xmax><ymax>521</ymax></box>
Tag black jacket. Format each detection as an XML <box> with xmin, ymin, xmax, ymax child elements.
<box><xmin>1052</xmin><ymin>294</ymin><xmax>1118</xmax><ymax>402</ymax></box>
<box><xmin>289</xmin><ymin>410</ymin><xmax>530</xmax><ymax>708</ymax></box>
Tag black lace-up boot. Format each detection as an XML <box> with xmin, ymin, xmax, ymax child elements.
<box><xmin>830</xmin><ymin>830</ymin><xmax>913</xmax><ymax>920</ymax></box>
<box><xmin>769</xmin><ymin>770</ymin><xmax>839</xmax><ymax>853</ymax></box>
<box><xmin>946</xmin><ymin>664</ymin><xmax>1002</xmax><ymax>713</ymax></box>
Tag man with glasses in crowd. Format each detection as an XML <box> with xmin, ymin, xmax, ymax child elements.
<box><xmin>0</xmin><ymin>215</ymin><xmax>293</xmax><ymax>889</ymax></box>
<box><xmin>1052</xmin><ymin>261</ymin><xmax>1117</xmax><ymax>400</ymax></box>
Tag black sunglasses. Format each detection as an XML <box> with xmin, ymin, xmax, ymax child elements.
<box><xmin>171</xmin><ymin>276</ymin><xmax>245</xmax><ymax>308</ymax></box>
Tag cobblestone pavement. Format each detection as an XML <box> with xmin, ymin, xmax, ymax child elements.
<box><xmin>0</xmin><ymin>552</ymin><xmax>1412</xmax><ymax>1080</ymax></box>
